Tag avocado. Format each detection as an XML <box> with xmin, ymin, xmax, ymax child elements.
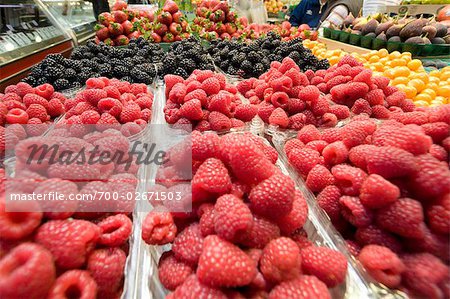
<box><xmin>404</xmin><ymin>36</ymin><xmax>425</xmax><ymax>44</ymax></box>
<box><xmin>386</xmin><ymin>25</ymin><xmax>403</xmax><ymax>39</ymax></box>
<box><xmin>431</xmin><ymin>37</ymin><xmax>446</xmax><ymax>44</ymax></box>
<box><xmin>388</xmin><ymin>36</ymin><xmax>401</xmax><ymax>42</ymax></box>
<box><xmin>434</xmin><ymin>22</ymin><xmax>448</xmax><ymax>37</ymax></box>
<box><xmin>376</xmin><ymin>32</ymin><xmax>387</xmax><ymax>41</ymax></box>
<box><xmin>375</xmin><ymin>20</ymin><xmax>394</xmax><ymax>36</ymax></box>
<box><xmin>361</xmin><ymin>19</ymin><xmax>379</xmax><ymax>35</ymax></box>
<box><xmin>399</xmin><ymin>19</ymin><xmax>428</xmax><ymax>40</ymax></box>
<box><xmin>422</xmin><ymin>25</ymin><xmax>437</xmax><ymax>39</ymax></box>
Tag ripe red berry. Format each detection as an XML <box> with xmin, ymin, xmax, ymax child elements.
<box><xmin>47</xmin><ymin>270</ymin><xmax>97</xmax><ymax>299</ymax></box>
<box><xmin>269</xmin><ymin>275</ymin><xmax>331</xmax><ymax>299</ymax></box>
<box><xmin>142</xmin><ymin>210</ymin><xmax>177</xmax><ymax>245</ymax></box>
<box><xmin>360</xmin><ymin>174</ymin><xmax>400</xmax><ymax>209</ymax></box>
<box><xmin>158</xmin><ymin>251</ymin><xmax>193</xmax><ymax>291</ymax></box>
<box><xmin>171</xmin><ymin>274</ymin><xmax>226</xmax><ymax>298</ymax></box>
<box><xmin>172</xmin><ymin>223</ymin><xmax>204</xmax><ymax>266</ymax></box>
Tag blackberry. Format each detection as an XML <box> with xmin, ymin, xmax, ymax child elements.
<box><xmin>228</xmin><ymin>66</ymin><xmax>238</xmax><ymax>75</ymax></box>
<box><xmin>22</xmin><ymin>76</ymin><xmax>37</xmax><ymax>87</ymax></box>
<box><xmin>288</xmin><ymin>51</ymin><xmax>301</xmax><ymax>62</ymax></box>
<box><xmin>83</xmin><ymin>52</ymin><xmax>95</xmax><ymax>59</ymax></box>
<box><xmin>121</xmin><ymin>76</ymin><xmax>134</xmax><ymax>83</ymax></box>
<box><xmin>98</xmin><ymin>64</ymin><xmax>113</xmax><ymax>76</ymax></box>
<box><xmin>120</xmin><ymin>48</ymin><xmax>134</xmax><ymax>58</ymax></box>
<box><xmin>44</xmin><ymin>67</ymin><xmax>64</xmax><ymax>79</ymax></box>
<box><xmin>70</xmin><ymin>48</ymin><xmax>84</xmax><ymax>60</ymax></box>
<box><xmin>219</xmin><ymin>61</ymin><xmax>229</xmax><ymax>71</ymax></box>
<box><xmin>132</xmin><ymin>71</ymin><xmax>153</xmax><ymax>84</ymax></box>
<box><xmin>83</xmin><ymin>60</ymin><xmax>99</xmax><ymax>71</ymax></box>
<box><xmin>107</xmin><ymin>47</ymin><xmax>121</xmax><ymax>58</ymax></box>
<box><xmin>53</xmin><ymin>79</ymin><xmax>70</xmax><ymax>91</ymax></box>
<box><xmin>248</xmin><ymin>43</ymin><xmax>260</xmax><ymax>52</ymax></box>
<box><xmin>30</xmin><ymin>66</ymin><xmax>45</xmax><ymax>78</ymax></box>
<box><xmin>64</xmin><ymin>68</ymin><xmax>77</xmax><ymax>80</ymax></box>
<box><xmin>46</xmin><ymin>53</ymin><xmax>65</xmax><ymax>64</ymax></box>
<box><xmin>109</xmin><ymin>58</ymin><xmax>122</xmax><ymax>66</ymax></box>
<box><xmin>65</xmin><ymin>60</ymin><xmax>83</xmax><ymax>71</ymax></box>
<box><xmin>86</xmin><ymin>41</ymin><xmax>99</xmax><ymax>52</ymax></box>
<box><xmin>173</xmin><ymin>68</ymin><xmax>188</xmax><ymax>78</ymax></box>
<box><xmin>36</xmin><ymin>77</ymin><xmax>48</xmax><ymax>85</ymax></box>
<box><xmin>72</xmin><ymin>82</ymin><xmax>82</xmax><ymax>88</ymax></box>
<box><xmin>248</xmin><ymin>51</ymin><xmax>260</xmax><ymax>63</ymax></box>
<box><xmin>254</xmin><ymin>63</ymin><xmax>265</xmax><ymax>75</ymax></box>
<box><xmin>241</xmin><ymin>60</ymin><xmax>252</xmax><ymax>72</ymax></box>
<box><xmin>114</xmin><ymin>65</ymin><xmax>129</xmax><ymax>78</ymax></box>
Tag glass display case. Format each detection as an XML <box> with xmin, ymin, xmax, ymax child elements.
<box><xmin>42</xmin><ymin>0</ymin><xmax>96</xmax><ymax>43</ymax></box>
<box><xmin>0</xmin><ymin>0</ymin><xmax>73</xmax><ymax>90</ymax></box>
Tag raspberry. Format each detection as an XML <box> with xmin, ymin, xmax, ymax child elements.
<box><xmin>306</xmin><ymin>164</ymin><xmax>335</xmax><ymax>193</ymax></box>
<box><xmin>339</xmin><ymin>196</ymin><xmax>374</xmax><ymax>227</ymax></box>
<box><xmin>0</xmin><ymin>243</ymin><xmax>55</xmax><ymax>299</ymax></box>
<box><xmin>298</xmin><ymin>85</ymin><xmax>320</xmax><ymax>104</ymax></box>
<box><xmin>402</xmin><ymin>253</ymin><xmax>448</xmax><ymax>299</ymax></box>
<box><xmin>375</xmin><ymin>197</ymin><xmax>425</xmax><ymax>239</ymax></box>
<box><xmin>427</xmin><ymin>195</ymin><xmax>450</xmax><ymax>234</ymax></box>
<box><xmin>288</xmin><ymin>98</ymin><xmax>306</xmax><ymax>115</ymax></box>
<box><xmin>338</xmin><ymin>55</ymin><xmax>362</xmax><ymax>67</ymax></box>
<box><xmin>0</xmin><ymin>201</ymin><xmax>42</xmax><ymax>240</ymax></box>
<box><xmin>331</xmin><ymin>164</ymin><xmax>368</xmax><ymax>196</ymax></box>
<box><xmin>269</xmin><ymin>92</ymin><xmax>288</xmax><ymax>110</ymax></box>
<box><xmin>422</xmin><ymin>122</ymin><xmax>450</xmax><ymax>143</ymax></box>
<box><xmin>236</xmin><ymin>80</ymin><xmax>253</xmax><ymax>95</ymax></box>
<box><xmin>269</xmin><ymin>275</ymin><xmax>331</xmax><ymax>299</ymax></box>
<box><xmin>33</xmin><ymin>84</ymin><xmax>53</xmax><ymax>100</ymax></box>
<box><xmin>364</xmin><ymin>89</ymin><xmax>384</xmax><ymax>106</ymax></box>
<box><xmin>355</xmin><ymin>225</ymin><xmax>402</xmax><ymax>253</ymax></box>
<box><xmin>158</xmin><ymin>251</ymin><xmax>193</xmax><ymax>291</ymax></box>
<box><xmin>249</xmin><ymin>173</ymin><xmax>295</xmax><ymax>219</ymax></box>
<box><xmin>87</xmin><ymin>247</ymin><xmax>126</xmax><ymax>297</ymax></box>
<box><xmin>410</xmin><ymin>154</ymin><xmax>450</xmax><ymax>199</ymax></box>
<box><xmin>317</xmin><ymin>185</ymin><xmax>342</xmax><ymax>222</ymax></box>
<box><xmin>120</xmin><ymin>92</ymin><xmax>137</xmax><ymax>104</ymax></box>
<box><xmin>320</xmin><ymin>112</ymin><xmax>338</xmax><ymax>127</ymax></box>
<box><xmin>428</xmin><ymin>105</ymin><xmax>450</xmax><ymax>123</ymax></box>
<box><xmin>178</xmin><ymin>99</ymin><xmax>202</xmax><ymax>121</ymax></box>
<box><xmin>183</xmin><ymin>89</ymin><xmax>207</xmax><ymax>107</ymax></box>
<box><xmin>358</xmin><ymin>174</ymin><xmax>399</xmax><ymax>209</ymax></box>
<box><xmin>372</xmin><ymin>124</ymin><xmax>432</xmax><ymax>156</ymax></box>
<box><xmin>142</xmin><ymin>210</ymin><xmax>176</xmax><ymax>245</ymax></box>
<box><xmin>346</xmin><ymin>240</ymin><xmax>361</xmax><ymax>256</ymax></box>
<box><xmin>120</xmin><ymin>102</ymin><xmax>141</xmax><ymax>123</ymax></box>
<box><xmin>322</xmin><ymin>141</ymin><xmax>348</xmax><ymax>166</ymax></box>
<box><xmin>171</xmin><ymin>274</ymin><xmax>227</xmax><ymax>298</ymax></box>
<box><xmin>82</xmin><ymin>89</ymin><xmax>108</xmax><ymax>106</ymax></box>
<box><xmin>104</xmin><ymin>85</ymin><xmax>121</xmax><ymax>99</ymax></box>
<box><xmin>198</xmin><ymin>235</ymin><xmax>257</xmax><ymax>287</ymax></box>
<box><xmin>47</xmin><ymin>270</ymin><xmax>97</xmax><ymax>299</ymax></box>
<box><xmin>195</xmin><ymin>70</ymin><xmax>214</xmax><ymax>82</ymax></box>
<box><xmin>288</xmin><ymin>147</ymin><xmax>320</xmax><ymax>177</ymax></box>
<box><xmin>35</xmin><ymin>219</ymin><xmax>101</xmax><ymax>269</ymax></box>
<box><xmin>260</xmin><ymin>237</ymin><xmax>301</xmax><ymax>283</ymax></box>
<box><xmin>372</xmin><ymin>76</ymin><xmax>389</xmax><ymax>90</ymax></box>
<box><xmin>312</xmin><ymin>96</ymin><xmax>330</xmax><ymax>116</ymax></box>
<box><xmin>191</xmin><ymin>131</ymin><xmax>220</xmax><ymax>161</ymax></box>
<box><xmin>285</xmin><ymin>69</ymin><xmax>307</xmax><ymax>87</ymax></box>
<box><xmin>25</xmin><ymin>103</ymin><xmax>48</xmax><ymax>122</ymax></box>
<box><xmin>47</xmin><ymin>98</ymin><xmax>65</xmax><ymax>117</ymax></box>
<box><xmin>326</xmin><ymin>75</ymin><xmax>352</xmax><ymax>92</ymax></box>
<box><xmin>199</xmin><ymin>204</ymin><xmax>215</xmax><ymax>237</ymax></box>
<box><xmin>79</xmin><ymin>110</ymin><xmax>100</xmax><ymax>124</ymax></box>
<box><xmin>201</xmin><ymin>77</ymin><xmax>221</xmax><ymax>96</ymax></box>
<box><xmin>86</xmin><ymin>77</ymin><xmax>106</xmax><ymax>89</ymax></box>
<box><xmin>351</xmin><ymin>99</ymin><xmax>372</xmax><ymax>115</ymax></box>
<box><xmin>371</xmin><ymin>105</ymin><xmax>390</xmax><ymax>119</ymax></box>
<box><xmin>97</xmin><ymin>214</ymin><xmax>132</xmax><ymax>247</ymax></box>
<box><xmin>297</xmin><ymin>125</ymin><xmax>320</xmax><ymax>143</ymax></box>
<box><xmin>97</xmin><ymin>98</ymin><xmax>122</xmax><ymax>118</ymax></box>
<box><xmin>213</xmin><ymin>194</ymin><xmax>253</xmax><ymax>242</ymax></box>
<box><xmin>268</xmin><ymin>108</ymin><xmax>289</xmax><ymax>128</ymax></box>
<box><xmin>270</xmin><ymin>77</ymin><xmax>293</xmax><ymax>94</ymax></box>
<box><xmin>278</xmin><ymin>57</ymin><xmax>300</xmax><ymax>74</ymax></box>
<box><xmin>366</xmin><ymin>146</ymin><xmax>418</xmax><ymax>179</ymax></box>
<box><xmin>305</xmin><ymin>140</ymin><xmax>328</xmax><ymax>154</ymax></box>
<box><xmin>386</xmin><ymin>91</ymin><xmax>406</xmax><ymax>107</ymax></box>
<box><xmin>231</xmin><ymin>117</ymin><xmax>246</xmax><ymax>128</ymax></box>
<box><xmin>395</xmin><ymin>111</ymin><xmax>428</xmax><ymax>125</ymax></box>
<box><xmin>331</xmin><ymin>82</ymin><xmax>370</xmax><ymax>106</ymax></box>
<box><xmin>220</xmin><ymin>134</ymin><xmax>277</xmax><ymax>185</ymax></box>
<box><xmin>284</xmin><ymin>138</ymin><xmax>304</xmax><ymax>156</ymax></box>
<box><xmin>320</xmin><ymin>128</ymin><xmax>342</xmax><ymax>144</ymax></box>
<box><xmin>164</xmin><ymin>74</ymin><xmax>184</xmax><ymax>94</ymax></box>
<box><xmin>6</xmin><ymin>108</ymin><xmax>29</xmax><ymax>124</ymax></box>
<box><xmin>172</xmin><ymin>223</ymin><xmax>204</xmax><ymax>266</ymax></box>
<box><xmin>186</xmin><ymin>81</ymin><xmax>202</xmax><ymax>93</ymax></box>
<box><xmin>275</xmin><ymin>190</ymin><xmax>308</xmax><ymax>235</ymax></box>
<box><xmin>257</xmin><ymin>100</ymin><xmax>276</xmax><ymax>123</ymax></box>
<box><xmin>192</xmin><ymin>158</ymin><xmax>231</xmax><ymax>199</ymax></box>
<box><xmin>237</xmin><ymin>215</ymin><xmax>280</xmax><ymax>249</ymax></box>
<box><xmin>208</xmin><ymin>111</ymin><xmax>231</xmax><ymax>131</ymax></box>
<box><xmin>15</xmin><ymin>82</ymin><xmax>34</xmax><ymax>98</ymax></box>
<box><xmin>358</xmin><ymin>245</ymin><xmax>404</xmax><ymax>288</ymax></box>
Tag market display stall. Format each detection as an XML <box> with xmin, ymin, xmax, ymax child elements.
<box><xmin>0</xmin><ymin>1</ymin><xmax>449</xmax><ymax>298</ymax></box>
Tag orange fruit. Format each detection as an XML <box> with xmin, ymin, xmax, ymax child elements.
<box><xmin>437</xmin><ymin>85</ymin><xmax>450</xmax><ymax>98</ymax></box>
<box><xmin>408</xmin><ymin>79</ymin><xmax>426</xmax><ymax>92</ymax></box>
<box><xmin>421</xmin><ymin>88</ymin><xmax>437</xmax><ymax>99</ymax></box>
<box><xmin>393</xmin><ymin>66</ymin><xmax>411</xmax><ymax>78</ymax></box>
<box><xmin>410</xmin><ymin>72</ymin><xmax>429</xmax><ymax>84</ymax></box>
<box><xmin>402</xmin><ymin>85</ymin><xmax>417</xmax><ymax>99</ymax></box>
<box><xmin>414</xmin><ymin>93</ymin><xmax>432</xmax><ymax>103</ymax></box>
<box><xmin>392</xmin><ymin>76</ymin><xmax>409</xmax><ymax>86</ymax></box>
<box><xmin>407</xmin><ymin>59</ymin><xmax>422</xmax><ymax>71</ymax></box>
<box><xmin>414</xmin><ymin>100</ymin><xmax>429</xmax><ymax>107</ymax></box>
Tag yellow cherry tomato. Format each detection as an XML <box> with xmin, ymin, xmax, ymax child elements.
<box><xmin>392</xmin><ymin>76</ymin><xmax>410</xmax><ymax>86</ymax></box>
<box><xmin>421</xmin><ymin>88</ymin><xmax>437</xmax><ymax>99</ymax></box>
<box><xmin>409</xmin><ymin>79</ymin><xmax>426</xmax><ymax>93</ymax></box>
<box><xmin>429</xmin><ymin>76</ymin><xmax>440</xmax><ymax>84</ymax></box>
<box><xmin>413</xmin><ymin>100</ymin><xmax>429</xmax><ymax>107</ymax></box>
<box><xmin>426</xmin><ymin>82</ymin><xmax>439</xmax><ymax>92</ymax></box>
<box><xmin>429</xmin><ymin>70</ymin><xmax>440</xmax><ymax>77</ymax></box>
<box><xmin>383</xmin><ymin>69</ymin><xmax>395</xmax><ymax>79</ymax></box>
<box><xmin>393</xmin><ymin>66</ymin><xmax>411</xmax><ymax>78</ymax></box>
<box><xmin>369</xmin><ymin>56</ymin><xmax>380</xmax><ymax>63</ymax></box>
<box><xmin>389</xmin><ymin>51</ymin><xmax>402</xmax><ymax>59</ymax></box>
<box><xmin>409</xmin><ymin>72</ymin><xmax>429</xmax><ymax>84</ymax></box>
<box><xmin>391</xmin><ymin>58</ymin><xmax>408</xmax><ymax>67</ymax></box>
<box><xmin>407</xmin><ymin>59</ymin><xmax>422</xmax><ymax>71</ymax></box>
<box><xmin>403</xmin><ymin>85</ymin><xmax>417</xmax><ymax>99</ymax></box>
<box><xmin>440</xmin><ymin>71</ymin><xmax>450</xmax><ymax>81</ymax></box>
<box><xmin>437</xmin><ymin>85</ymin><xmax>450</xmax><ymax>98</ymax></box>
<box><xmin>414</xmin><ymin>93</ymin><xmax>433</xmax><ymax>103</ymax></box>
<box><xmin>378</xmin><ymin>48</ymin><xmax>389</xmax><ymax>57</ymax></box>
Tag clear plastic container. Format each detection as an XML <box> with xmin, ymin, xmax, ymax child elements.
<box><xmin>270</xmin><ymin>130</ymin><xmax>409</xmax><ymax>299</ymax></box>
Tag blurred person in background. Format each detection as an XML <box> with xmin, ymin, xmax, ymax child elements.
<box><xmin>92</xmin><ymin>0</ymin><xmax>110</xmax><ymax>18</ymax></box>
<box><xmin>289</xmin><ymin>0</ymin><xmax>363</xmax><ymax>28</ymax></box>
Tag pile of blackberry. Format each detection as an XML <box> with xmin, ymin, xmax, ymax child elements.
<box><xmin>208</xmin><ymin>32</ymin><xmax>330</xmax><ymax>78</ymax></box>
<box><xmin>22</xmin><ymin>38</ymin><xmax>165</xmax><ymax>90</ymax></box>
<box><xmin>160</xmin><ymin>37</ymin><xmax>215</xmax><ymax>79</ymax></box>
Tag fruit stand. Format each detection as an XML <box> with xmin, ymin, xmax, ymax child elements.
<box><xmin>0</xmin><ymin>0</ymin><xmax>449</xmax><ymax>298</ymax></box>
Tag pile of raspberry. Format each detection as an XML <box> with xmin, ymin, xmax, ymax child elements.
<box><xmin>0</xmin><ymin>82</ymin><xmax>66</xmax><ymax>128</ymax></box>
<box><xmin>164</xmin><ymin>71</ymin><xmax>258</xmax><ymax>131</ymax></box>
<box><xmin>60</xmin><ymin>77</ymin><xmax>153</xmax><ymax>136</ymax></box>
<box><xmin>236</xmin><ymin>55</ymin><xmax>415</xmax><ymax>130</ymax></box>
<box><xmin>141</xmin><ymin>132</ymin><xmax>348</xmax><ymax>298</ymax></box>
<box><xmin>284</xmin><ymin>108</ymin><xmax>450</xmax><ymax>298</ymax></box>
<box><xmin>0</xmin><ymin>130</ymin><xmax>138</xmax><ymax>298</ymax></box>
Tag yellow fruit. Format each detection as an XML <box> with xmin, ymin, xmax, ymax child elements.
<box><xmin>429</xmin><ymin>76</ymin><xmax>440</xmax><ymax>84</ymax></box>
<box><xmin>407</xmin><ymin>59</ymin><xmax>422</xmax><ymax>71</ymax></box>
<box><xmin>378</xmin><ymin>48</ymin><xmax>389</xmax><ymax>57</ymax></box>
<box><xmin>414</xmin><ymin>100</ymin><xmax>429</xmax><ymax>107</ymax></box>
<box><xmin>389</xmin><ymin>51</ymin><xmax>402</xmax><ymax>59</ymax></box>
<box><xmin>383</xmin><ymin>69</ymin><xmax>395</xmax><ymax>79</ymax></box>
<box><xmin>391</xmin><ymin>59</ymin><xmax>407</xmax><ymax>67</ymax></box>
<box><xmin>410</xmin><ymin>72</ymin><xmax>429</xmax><ymax>84</ymax></box>
<box><xmin>437</xmin><ymin>85</ymin><xmax>450</xmax><ymax>98</ymax></box>
<box><xmin>409</xmin><ymin>79</ymin><xmax>426</xmax><ymax>93</ymax></box>
<box><xmin>402</xmin><ymin>85</ymin><xmax>417</xmax><ymax>99</ymax></box>
<box><xmin>393</xmin><ymin>66</ymin><xmax>411</xmax><ymax>78</ymax></box>
<box><xmin>329</xmin><ymin>56</ymin><xmax>339</xmax><ymax>65</ymax></box>
<box><xmin>440</xmin><ymin>71</ymin><xmax>450</xmax><ymax>81</ymax></box>
<box><xmin>426</xmin><ymin>82</ymin><xmax>439</xmax><ymax>92</ymax></box>
<box><xmin>414</xmin><ymin>93</ymin><xmax>432</xmax><ymax>103</ymax></box>
<box><xmin>430</xmin><ymin>70</ymin><xmax>440</xmax><ymax>77</ymax></box>
<box><xmin>392</xmin><ymin>76</ymin><xmax>410</xmax><ymax>86</ymax></box>
<box><xmin>421</xmin><ymin>88</ymin><xmax>437</xmax><ymax>99</ymax></box>
<box><xmin>369</xmin><ymin>56</ymin><xmax>380</xmax><ymax>63</ymax></box>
